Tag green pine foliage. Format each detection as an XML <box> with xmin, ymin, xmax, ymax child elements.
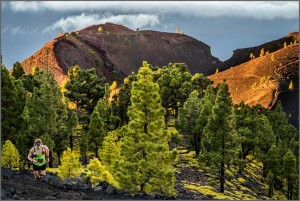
<box><xmin>89</xmin><ymin>83</ymin><xmax>120</xmax><ymax>156</ymax></box>
<box><xmin>176</xmin><ymin>90</ymin><xmax>202</xmax><ymax>156</ymax></box>
<box><xmin>234</xmin><ymin>102</ymin><xmax>259</xmax><ymax>172</ymax></box>
<box><xmin>99</xmin><ymin>129</ymin><xmax>121</xmax><ymax>170</ymax></box>
<box><xmin>191</xmin><ymin>73</ymin><xmax>212</xmax><ymax>97</ymax></box>
<box><xmin>255</xmin><ymin>115</ymin><xmax>276</xmax><ymax>177</ymax></box>
<box><xmin>283</xmin><ymin>149</ymin><xmax>297</xmax><ymax>200</ymax></box>
<box><xmin>64</xmin><ymin>65</ymin><xmax>105</xmax><ymax>129</ymax></box>
<box><xmin>197</xmin><ymin>85</ymin><xmax>216</xmax><ymax>155</ymax></box>
<box><xmin>112</xmin><ymin>72</ymin><xmax>137</xmax><ymax>126</ymax></box>
<box><xmin>200</xmin><ymin>81</ymin><xmax>238</xmax><ymax>193</ymax></box>
<box><xmin>157</xmin><ymin>63</ymin><xmax>193</xmax><ymax>118</ymax></box>
<box><xmin>88</xmin><ymin>108</ymin><xmax>105</xmax><ymax>156</ymax></box>
<box><xmin>114</xmin><ymin>64</ymin><xmax>178</xmax><ymax>196</ymax></box>
<box><xmin>267</xmin><ymin>101</ymin><xmax>293</xmax><ymax>145</ymax></box>
<box><xmin>1</xmin><ymin>140</ymin><xmax>20</xmax><ymax>168</ymax></box>
<box><xmin>12</xmin><ymin>61</ymin><xmax>25</xmax><ymax>79</ymax></box>
<box><xmin>58</xmin><ymin>148</ymin><xmax>82</xmax><ymax>179</ymax></box>
<box><xmin>86</xmin><ymin>158</ymin><xmax>119</xmax><ymax>188</ymax></box>
<box><xmin>265</xmin><ymin>144</ymin><xmax>281</xmax><ymax>197</ymax></box>
<box><xmin>1</xmin><ymin>65</ymin><xmax>23</xmax><ymax>144</ymax></box>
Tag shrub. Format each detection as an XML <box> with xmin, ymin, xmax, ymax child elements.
<box><xmin>1</xmin><ymin>140</ymin><xmax>20</xmax><ymax>168</ymax></box>
<box><xmin>86</xmin><ymin>158</ymin><xmax>120</xmax><ymax>188</ymax></box>
<box><xmin>58</xmin><ymin>148</ymin><xmax>82</xmax><ymax>179</ymax></box>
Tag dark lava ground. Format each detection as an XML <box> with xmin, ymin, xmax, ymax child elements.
<box><xmin>1</xmin><ymin>167</ymin><xmax>211</xmax><ymax>200</ymax></box>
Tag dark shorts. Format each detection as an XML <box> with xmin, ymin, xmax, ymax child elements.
<box><xmin>33</xmin><ymin>164</ymin><xmax>46</xmax><ymax>171</ymax></box>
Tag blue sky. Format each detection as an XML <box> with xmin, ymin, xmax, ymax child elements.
<box><xmin>1</xmin><ymin>1</ymin><xmax>299</xmax><ymax>69</ymax></box>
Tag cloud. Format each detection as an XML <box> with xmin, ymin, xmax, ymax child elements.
<box><xmin>8</xmin><ymin>1</ymin><xmax>299</xmax><ymax>20</ymax></box>
<box><xmin>43</xmin><ymin>13</ymin><xmax>159</xmax><ymax>33</ymax></box>
<box><xmin>2</xmin><ymin>26</ymin><xmax>25</xmax><ymax>35</ymax></box>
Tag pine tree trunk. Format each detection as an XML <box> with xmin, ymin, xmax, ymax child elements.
<box><xmin>194</xmin><ymin>134</ymin><xmax>200</xmax><ymax>157</ymax></box>
<box><xmin>95</xmin><ymin>149</ymin><xmax>98</xmax><ymax>158</ymax></box>
<box><xmin>287</xmin><ymin>177</ymin><xmax>291</xmax><ymax>200</ymax></box>
<box><xmin>70</xmin><ymin>135</ymin><xmax>73</xmax><ymax>150</ymax></box>
<box><xmin>57</xmin><ymin>152</ymin><xmax>61</xmax><ymax>165</ymax></box>
<box><xmin>84</xmin><ymin>152</ymin><xmax>87</xmax><ymax>164</ymax></box>
<box><xmin>220</xmin><ymin>161</ymin><xmax>225</xmax><ymax>193</ymax></box>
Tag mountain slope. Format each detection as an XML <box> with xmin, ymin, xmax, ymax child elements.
<box><xmin>209</xmin><ymin>43</ymin><xmax>299</xmax><ymax>127</ymax></box>
<box><xmin>220</xmin><ymin>32</ymin><xmax>299</xmax><ymax>71</ymax></box>
<box><xmin>20</xmin><ymin>23</ymin><xmax>221</xmax><ymax>85</ymax></box>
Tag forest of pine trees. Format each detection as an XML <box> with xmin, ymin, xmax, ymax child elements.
<box><xmin>1</xmin><ymin>61</ymin><xmax>299</xmax><ymax>199</ymax></box>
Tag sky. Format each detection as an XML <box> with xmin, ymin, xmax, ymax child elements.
<box><xmin>1</xmin><ymin>1</ymin><xmax>299</xmax><ymax>69</ymax></box>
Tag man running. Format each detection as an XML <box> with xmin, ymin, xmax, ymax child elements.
<box><xmin>28</xmin><ymin>139</ymin><xmax>50</xmax><ymax>180</ymax></box>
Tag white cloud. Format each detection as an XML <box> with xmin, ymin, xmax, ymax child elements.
<box><xmin>43</xmin><ymin>13</ymin><xmax>159</xmax><ymax>33</ymax></box>
<box><xmin>8</xmin><ymin>1</ymin><xmax>299</xmax><ymax>20</ymax></box>
<box><xmin>2</xmin><ymin>26</ymin><xmax>25</xmax><ymax>35</ymax></box>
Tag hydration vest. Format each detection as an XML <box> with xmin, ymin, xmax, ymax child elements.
<box><xmin>32</xmin><ymin>145</ymin><xmax>46</xmax><ymax>167</ymax></box>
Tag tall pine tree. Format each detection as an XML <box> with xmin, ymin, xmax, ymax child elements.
<box><xmin>176</xmin><ymin>90</ymin><xmax>202</xmax><ymax>156</ymax></box>
<box><xmin>1</xmin><ymin>65</ymin><xmax>22</xmax><ymax>144</ymax></box>
<box><xmin>201</xmin><ymin>81</ymin><xmax>237</xmax><ymax>193</ymax></box>
<box><xmin>197</xmin><ymin>84</ymin><xmax>216</xmax><ymax>155</ymax></box>
<box><xmin>114</xmin><ymin>64</ymin><xmax>178</xmax><ymax>195</ymax></box>
<box><xmin>283</xmin><ymin>149</ymin><xmax>297</xmax><ymax>200</ymax></box>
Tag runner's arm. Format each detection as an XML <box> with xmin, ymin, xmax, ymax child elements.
<box><xmin>45</xmin><ymin>146</ymin><xmax>50</xmax><ymax>161</ymax></box>
<box><xmin>27</xmin><ymin>148</ymin><xmax>34</xmax><ymax>162</ymax></box>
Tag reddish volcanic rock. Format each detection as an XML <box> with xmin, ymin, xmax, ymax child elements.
<box><xmin>20</xmin><ymin>22</ymin><xmax>221</xmax><ymax>85</ymax></box>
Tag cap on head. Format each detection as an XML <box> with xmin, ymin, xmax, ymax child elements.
<box><xmin>35</xmin><ymin>139</ymin><xmax>42</xmax><ymax>145</ymax></box>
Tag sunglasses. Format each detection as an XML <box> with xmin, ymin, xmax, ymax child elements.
<box><xmin>35</xmin><ymin>142</ymin><xmax>41</xmax><ymax>145</ymax></box>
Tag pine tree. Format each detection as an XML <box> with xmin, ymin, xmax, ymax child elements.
<box><xmin>112</xmin><ymin>72</ymin><xmax>137</xmax><ymax>126</ymax></box>
<box><xmin>157</xmin><ymin>63</ymin><xmax>193</xmax><ymax>119</ymax></box>
<box><xmin>86</xmin><ymin>158</ymin><xmax>119</xmax><ymax>188</ymax></box>
<box><xmin>289</xmin><ymin>80</ymin><xmax>294</xmax><ymax>91</ymax></box>
<box><xmin>260</xmin><ymin>48</ymin><xmax>265</xmax><ymax>57</ymax></box>
<box><xmin>10</xmin><ymin>74</ymin><xmax>28</xmax><ymax>166</ymax></box>
<box><xmin>265</xmin><ymin>144</ymin><xmax>281</xmax><ymax>197</ymax></box>
<box><xmin>256</xmin><ymin>115</ymin><xmax>276</xmax><ymax>177</ymax></box>
<box><xmin>114</xmin><ymin>64</ymin><xmax>178</xmax><ymax>195</ymax></box>
<box><xmin>99</xmin><ymin>129</ymin><xmax>121</xmax><ymax>170</ymax></box>
<box><xmin>215</xmin><ymin>68</ymin><xmax>219</xmax><ymax>74</ymax></box>
<box><xmin>283</xmin><ymin>149</ymin><xmax>297</xmax><ymax>200</ymax></box>
<box><xmin>11</xmin><ymin>61</ymin><xmax>25</xmax><ymax>79</ymax></box>
<box><xmin>176</xmin><ymin>90</ymin><xmax>202</xmax><ymax>156</ymax></box>
<box><xmin>89</xmin><ymin>84</ymin><xmax>119</xmax><ymax>157</ymax></box>
<box><xmin>284</xmin><ymin>42</ymin><xmax>287</xmax><ymax>48</ymax></box>
<box><xmin>271</xmin><ymin>54</ymin><xmax>275</xmax><ymax>61</ymax></box>
<box><xmin>88</xmin><ymin>108</ymin><xmax>105</xmax><ymax>156</ymax></box>
<box><xmin>1</xmin><ymin>65</ymin><xmax>22</xmax><ymax>143</ymax></box>
<box><xmin>1</xmin><ymin>140</ymin><xmax>20</xmax><ymax>168</ymax></box>
<box><xmin>191</xmin><ymin>73</ymin><xmax>212</xmax><ymax>97</ymax></box>
<box><xmin>197</xmin><ymin>85</ymin><xmax>216</xmax><ymax>155</ymax></box>
<box><xmin>64</xmin><ymin>65</ymin><xmax>105</xmax><ymax>129</ymax></box>
<box><xmin>267</xmin><ymin>101</ymin><xmax>291</xmax><ymax>145</ymax></box>
<box><xmin>201</xmin><ymin>81</ymin><xmax>237</xmax><ymax>193</ymax></box>
<box><xmin>234</xmin><ymin>102</ymin><xmax>259</xmax><ymax>172</ymax></box>
<box><xmin>58</xmin><ymin>148</ymin><xmax>82</xmax><ymax>179</ymax></box>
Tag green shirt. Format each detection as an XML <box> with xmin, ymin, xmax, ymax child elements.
<box><xmin>32</xmin><ymin>146</ymin><xmax>46</xmax><ymax>167</ymax></box>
